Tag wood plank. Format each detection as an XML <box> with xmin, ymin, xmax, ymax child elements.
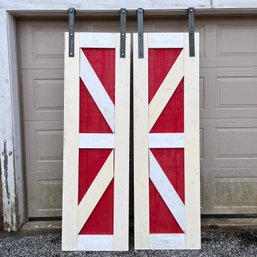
<box><xmin>184</xmin><ymin>32</ymin><xmax>201</xmax><ymax>249</ymax></box>
<box><xmin>150</xmin><ymin>234</ymin><xmax>185</xmax><ymax>249</ymax></box>
<box><xmin>149</xmin><ymin>133</ymin><xmax>184</xmax><ymax>148</ymax></box>
<box><xmin>133</xmin><ymin>33</ymin><xmax>150</xmax><ymax>250</ymax></box>
<box><xmin>113</xmin><ymin>34</ymin><xmax>130</xmax><ymax>251</ymax></box>
<box><xmin>149</xmin><ymin>150</ymin><xmax>186</xmax><ymax>232</ymax></box>
<box><xmin>148</xmin><ymin>33</ymin><xmax>184</xmax><ymax>48</ymax></box>
<box><xmin>80</xmin><ymin>50</ymin><xmax>115</xmax><ymax>132</ymax></box>
<box><xmin>1</xmin><ymin>1</ymin><xmax>212</xmax><ymax>11</ymax></box>
<box><xmin>77</xmin><ymin>150</ymin><xmax>114</xmax><ymax>233</ymax></box>
<box><xmin>62</xmin><ymin>32</ymin><xmax>80</xmax><ymax>251</ymax></box>
<box><xmin>79</xmin><ymin>133</ymin><xmax>114</xmax><ymax>148</ymax></box>
<box><xmin>80</xmin><ymin>33</ymin><xmax>116</xmax><ymax>48</ymax></box>
<box><xmin>0</xmin><ymin>10</ymin><xmax>26</xmax><ymax>231</ymax></box>
<box><xmin>77</xmin><ymin>235</ymin><xmax>113</xmax><ymax>251</ymax></box>
<box><xmin>148</xmin><ymin>50</ymin><xmax>184</xmax><ymax>131</ymax></box>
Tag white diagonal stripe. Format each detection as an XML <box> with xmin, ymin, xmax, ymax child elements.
<box><xmin>77</xmin><ymin>151</ymin><xmax>114</xmax><ymax>233</ymax></box>
<box><xmin>80</xmin><ymin>50</ymin><xmax>115</xmax><ymax>132</ymax></box>
<box><xmin>149</xmin><ymin>133</ymin><xmax>184</xmax><ymax>148</ymax></box>
<box><xmin>79</xmin><ymin>133</ymin><xmax>114</xmax><ymax>148</ymax></box>
<box><xmin>148</xmin><ymin>50</ymin><xmax>184</xmax><ymax>131</ymax></box>
<box><xmin>149</xmin><ymin>150</ymin><xmax>185</xmax><ymax>232</ymax></box>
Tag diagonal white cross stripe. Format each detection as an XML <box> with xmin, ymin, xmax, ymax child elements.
<box><xmin>148</xmin><ymin>50</ymin><xmax>184</xmax><ymax>132</ymax></box>
<box><xmin>149</xmin><ymin>150</ymin><xmax>186</xmax><ymax>232</ymax></box>
<box><xmin>80</xmin><ymin>50</ymin><xmax>115</xmax><ymax>132</ymax></box>
<box><xmin>77</xmin><ymin>151</ymin><xmax>114</xmax><ymax>233</ymax></box>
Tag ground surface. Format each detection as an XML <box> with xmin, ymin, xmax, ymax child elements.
<box><xmin>0</xmin><ymin>231</ymin><xmax>257</xmax><ymax>257</ymax></box>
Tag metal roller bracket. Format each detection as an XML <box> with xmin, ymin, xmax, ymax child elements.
<box><xmin>68</xmin><ymin>8</ymin><xmax>76</xmax><ymax>57</ymax></box>
<box><xmin>120</xmin><ymin>8</ymin><xmax>127</xmax><ymax>58</ymax></box>
<box><xmin>187</xmin><ymin>7</ymin><xmax>195</xmax><ymax>57</ymax></box>
<box><xmin>137</xmin><ymin>8</ymin><xmax>144</xmax><ymax>58</ymax></box>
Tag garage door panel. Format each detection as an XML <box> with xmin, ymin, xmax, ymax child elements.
<box><xmin>202</xmin><ymin>20</ymin><xmax>257</xmax><ymax>68</ymax></box>
<box><xmin>24</xmin><ymin>121</ymin><xmax>63</xmax><ymax>171</ymax></box>
<box><xmin>200</xmin><ymin>67</ymin><xmax>257</xmax><ymax>119</ymax></box>
<box><xmin>27</xmin><ymin>171</ymin><xmax>62</xmax><ymax>217</ymax></box>
<box><xmin>19</xmin><ymin>18</ymin><xmax>257</xmax><ymax>217</ymax></box>
<box><xmin>214</xmin><ymin>68</ymin><xmax>257</xmax><ymax>118</ymax></box>
<box><xmin>200</xmin><ymin>119</ymin><xmax>257</xmax><ymax>171</ymax></box>
<box><xmin>22</xmin><ymin>69</ymin><xmax>64</xmax><ymax>121</ymax></box>
<box><xmin>217</xmin><ymin>24</ymin><xmax>257</xmax><ymax>56</ymax></box>
<box><xmin>19</xmin><ymin>21</ymin><xmax>66</xmax><ymax>69</ymax></box>
<box><xmin>203</xmin><ymin>169</ymin><xmax>257</xmax><ymax>214</ymax></box>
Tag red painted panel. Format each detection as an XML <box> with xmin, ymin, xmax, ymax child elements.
<box><xmin>78</xmin><ymin>48</ymin><xmax>115</xmax><ymax>235</ymax></box>
<box><xmin>78</xmin><ymin>149</ymin><xmax>112</xmax><ymax>203</ymax></box>
<box><xmin>148</xmin><ymin>48</ymin><xmax>185</xmax><ymax>234</ymax></box>
<box><xmin>150</xmin><ymin>81</ymin><xmax>184</xmax><ymax>133</ymax></box>
<box><xmin>150</xmin><ymin>181</ymin><xmax>183</xmax><ymax>234</ymax></box>
<box><xmin>79</xmin><ymin>80</ymin><xmax>112</xmax><ymax>133</ymax></box>
<box><xmin>150</xmin><ymin>149</ymin><xmax>184</xmax><ymax>233</ymax></box>
<box><xmin>80</xmin><ymin>48</ymin><xmax>115</xmax><ymax>133</ymax></box>
<box><xmin>79</xmin><ymin>180</ymin><xmax>114</xmax><ymax>235</ymax></box>
<box><xmin>151</xmin><ymin>149</ymin><xmax>184</xmax><ymax>202</ymax></box>
<box><xmin>148</xmin><ymin>48</ymin><xmax>182</xmax><ymax>103</ymax></box>
<box><xmin>82</xmin><ymin>48</ymin><xmax>115</xmax><ymax>103</ymax></box>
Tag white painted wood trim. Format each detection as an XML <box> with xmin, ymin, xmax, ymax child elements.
<box><xmin>148</xmin><ymin>50</ymin><xmax>184</xmax><ymax>131</ymax></box>
<box><xmin>184</xmin><ymin>33</ymin><xmax>201</xmax><ymax>249</ymax></box>
<box><xmin>133</xmin><ymin>33</ymin><xmax>150</xmax><ymax>250</ymax></box>
<box><xmin>79</xmin><ymin>133</ymin><xmax>115</xmax><ymax>148</ymax></box>
<box><xmin>0</xmin><ymin>1</ymin><xmax>212</xmax><ymax>11</ymax></box>
<box><xmin>62</xmin><ymin>32</ymin><xmax>80</xmax><ymax>251</ymax></box>
<box><xmin>6</xmin><ymin>0</ymin><xmax>257</xmax><ymax>11</ymax></box>
<box><xmin>149</xmin><ymin>133</ymin><xmax>184</xmax><ymax>148</ymax></box>
<box><xmin>149</xmin><ymin>151</ymin><xmax>186</xmax><ymax>232</ymax></box>
<box><xmin>80</xmin><ymin>49</ymin><xmax>115</xmax><ymax>132</ymax></box>
<box><xmin>77</xmin><ymin>151</ymin><xmax>114</xmax><ymax>234</ymax></box>
<box><xmin>77</xmin><ymin>235</ymin><xmax>113</xmax><ymax>251</ymax></box>
<box><xmin>80</xmin><ymin>33</ymin><xmax>116</xmax><ymax>48</ymax></box>
<box><xmin>0</xmin><ymin>10</ymin><xmax>25</xmax><ymax>231</ymax></box>
<box><xmin>148</xmin><ymin>33</ymin><xmax>184</xmax><ymax>48</ymax></box>
<box><xmin>150</xmin><ymin>234</ymin><xmax>185</xmax><ymax>249</ymax></box>
<box><xmin>113</xmin><ymin>34</ymin><xmax>130</xmax><ymax>251</ymax></box>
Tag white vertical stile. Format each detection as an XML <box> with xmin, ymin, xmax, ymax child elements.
<box><xmin>184</xmin><ymin>33</ymin><xmax>201</xmax><ymax>249</ymax></box>
<box><xmin>113</xmin><ymin>33</ymin><xmax>131</xmax><ymax>251</ymax></box>
<box><xmin>133</xmin><ymin>33</ymin><xmax>150</xmax><ymax>250</ymax></box>
<box><xmin>62</xmin><ymin>32</ymin><xmax>80</xmax><ymax>251</ymax></box>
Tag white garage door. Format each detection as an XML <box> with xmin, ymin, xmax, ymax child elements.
<box><xmin>18</xmin><ymin>17</ymin><xmax>257</xmax><ymax>218</ymax></box>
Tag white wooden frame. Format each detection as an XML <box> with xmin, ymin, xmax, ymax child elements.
<box><xmin>133</xmin><ymin>32</ymin><xmax>200</xmax><ymax>249</ymax></box>
<box><xmin>1</xmin><ymin>1</ymin><xmax>257</xmax><ymax>232</ymax></box>
<box><xmin>62</xmin><ymin>32</ymin><xmax>130</xmax><ymax>251</ymax></box>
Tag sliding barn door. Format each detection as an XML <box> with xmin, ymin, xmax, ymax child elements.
<box><xmin>134</xmin><ymin>33</ymin><xmax>200</xmax><ymax>250</ymax></box>
<box><xmin>62</xmin><ymin>33</ymin><xmax>130</xmax><ymax>251</ymax></box>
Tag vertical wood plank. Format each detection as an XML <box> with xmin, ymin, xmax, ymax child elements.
<box><xmin>184</xmin><ymin>33</ymin><xmax>201</xmax><ymax>249</ymax></box>
<box><xmin>62</xmin><ymin>32</ymin><xmax>80</xmax><ymax>251</ymax></box>
<box><xmin>0</xmin><ymin>10</ymin><xmax>24</xmax><ymax>231</ymax></box>
<box><xmin>113</xmin><ymin>33</ymin><xmax>131</xmax><ymax>251</ymax></box>
<box><xmin>133</xmin><ymin>33</ymin><xmax>150</xmax><ymax>249</ymax></box>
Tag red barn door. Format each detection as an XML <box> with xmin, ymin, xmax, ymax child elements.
<box><xmin>134</xmin><ymin>33</ymin><xmax>200</xmax><ymax>250</ymax></box>
<box><xmin>62</xmin><ymin>33</ymin><xmax>130</xmax><ymax>251</ymax></box>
